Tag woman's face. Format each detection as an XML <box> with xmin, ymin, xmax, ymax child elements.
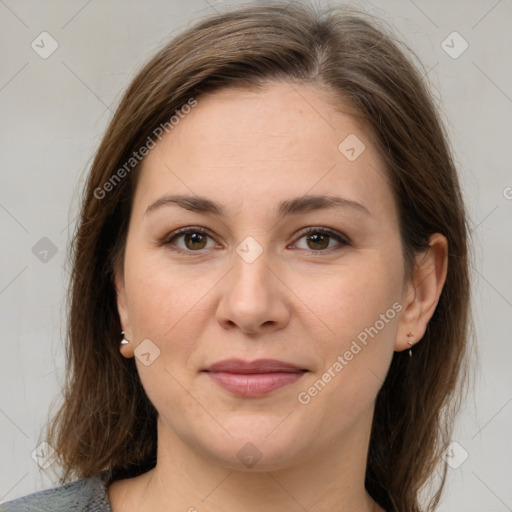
<box><xmin>116</xmin><ymin>81</ymin><xmax>411</xmax><ymax>470</ymax></box>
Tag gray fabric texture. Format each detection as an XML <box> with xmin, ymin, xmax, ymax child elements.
<box><xmin>0</xmin><ymin>472</ymin><xmax>113</xmax><ymax>512</ymax></box>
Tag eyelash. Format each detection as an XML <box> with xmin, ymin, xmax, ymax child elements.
<box><xmin>160</xmin><ymin>226</ymin><xmax>350</xmax><ymax>256</ymax></box>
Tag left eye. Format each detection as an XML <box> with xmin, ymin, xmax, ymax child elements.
<box><xmin>292</xmin><ymin>228</ymin><xmax>349</xmax><ymax>251</ymax></box>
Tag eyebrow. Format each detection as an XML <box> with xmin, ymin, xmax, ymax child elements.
<box><xmin>145</xmin><ymin>193</ymin><xmax>371</xmax><ymax>218</ymax></box>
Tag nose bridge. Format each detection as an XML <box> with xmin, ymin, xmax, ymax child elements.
<box><xmin>216</xmin><ymin>241</ymin><xmax>290</xmax><ymax>333</ymax></box>
<box><xmin>230</xmin><ymin>245</ymin><xmax>274</xmax><ymax>312</ymax></box>
<box><xmin>231</xmin><ymin>230</ymin><xmax>272</xmax><ymax>291</ymax></box>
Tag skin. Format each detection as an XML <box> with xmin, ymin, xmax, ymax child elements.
<box><xmin>110</xmin><ymin>81</ymin><xmax>448</xmax><ymax>512</ymax></box>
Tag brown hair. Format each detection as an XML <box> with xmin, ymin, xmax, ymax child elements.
<box><xmin>47</xmin><ymin>3</ymin><xmax>472</xmax><ymax>511</ymax></box>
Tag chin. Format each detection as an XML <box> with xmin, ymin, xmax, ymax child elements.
<box><xmin>196</xmin><ymin>422</ymin><xmax>308</xmax><ymax>472</ymax></box>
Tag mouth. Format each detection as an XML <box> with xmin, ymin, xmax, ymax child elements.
<box><xmin>202</xmin><ymin>358</ymin><xmax>308</xmax><ymax>397</ymax></box>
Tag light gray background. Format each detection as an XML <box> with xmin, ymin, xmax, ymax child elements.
<box><xmin>1</xmin><ymin>0</ymin><xmax>511</xmax><ymax>510</ymax></box>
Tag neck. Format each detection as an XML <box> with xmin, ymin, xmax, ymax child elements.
<box><xmin>109</xmin><ymin>407</ymin><xmax>383</xmax><ymax>512</ymax></box>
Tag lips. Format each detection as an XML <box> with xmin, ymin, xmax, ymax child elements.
<box><xmin>202</xmin><ymin>359</ymin><xmax>308</xmax><ymax>397</ymax></box>
<box><xmin>203</xmin><ymin>358</ymin><xmax>306</xmax><ymax>374</ymax></box>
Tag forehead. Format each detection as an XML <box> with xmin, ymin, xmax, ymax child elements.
<box><xmin>134</xmin><ymin>82</ymin><xmax>396</xmax><ymax>222</ymax></box>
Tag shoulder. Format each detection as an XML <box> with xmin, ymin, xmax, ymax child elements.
<box><xmin>0</xmin><ymin>471</ymin><xmax>112</xmax><ymax>512</ymax></box>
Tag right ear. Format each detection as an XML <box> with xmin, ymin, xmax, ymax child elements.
<box><xmin>114</xmin><ymin>268</ymin><xmax>134</xmax><ymax>359</ymax></box>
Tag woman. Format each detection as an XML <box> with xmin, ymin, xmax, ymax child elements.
<box><xmin>2</xmin><ymin>2</ymin><xmax>470</xmax><ymax>511</ymax></box>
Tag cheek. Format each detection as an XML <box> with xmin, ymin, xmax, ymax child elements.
<box><xmin>314</xmin><ymin>257</ymin><xmax>403</xmax><ymax>341</ymax></box>
<box><xmin>124</xmin><ymin>256</ymin><xmax>209</xmax><ymax>406</ymax></box>
<box><xmin>303</xmin><ymin>251</ymin><xmax>403</xmax><ymax>396</ymax></box>
<box><xmin>305</xmin><ymin>254</ymin><xmax>402</xmax><ymax>405</ymax></box>
<box><xmin>123</xmin><ymin>246</ymin><xmax>218</xmax><ymax>363</ymax></box>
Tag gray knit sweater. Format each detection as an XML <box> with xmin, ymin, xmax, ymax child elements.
<box><xmin>0</xmin><ymin>472</ymin><xmax>112</xmax><ymax>511</ymax></box>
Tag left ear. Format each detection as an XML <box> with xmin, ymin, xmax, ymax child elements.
<box><xmin>395</xmin><ymin>233</ymin><xmax>448</xmax><ymax>352</ymax></box>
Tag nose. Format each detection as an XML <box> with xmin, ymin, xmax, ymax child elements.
<box><xmin>215</xmin><ymin>250</ymin><xmax>291</xmax><ymax>335</ymax></box>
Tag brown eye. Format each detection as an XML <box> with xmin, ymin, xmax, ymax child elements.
<box><xmin>305</xmin><ymin>232</ymin><xmax>330</xmax><ymax>250</ymax></box>
<box><xmin>163</xmin><ymin>227</ymin><xmax>216</xmax><ymax>253</ymax></box>
<box><xmin>183</xmin><ymin>232</ymin><xmax>208</xmax><ymax>250</ymax></box>
<box><xmin>293</xmin><ymin>228</ymin><xmax>349</xmax><ymax>252</ymax></box>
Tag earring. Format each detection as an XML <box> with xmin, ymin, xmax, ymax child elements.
<box><xmin>120</xmin><ymin>331</ymin><xmax>130</xmax><ymax>345</ymax></box>
<box><xmin>407</xmin><ymin>332</ymin><xmax>414</xmax><ymax>357</ymax></box>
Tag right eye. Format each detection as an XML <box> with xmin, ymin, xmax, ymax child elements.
<box><xmin>162</xmin><ymin>227</ymin><xmax>219</xmax><ymax>254</ymax></box>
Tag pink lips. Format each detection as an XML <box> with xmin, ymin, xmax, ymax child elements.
<box><xmin>203</xmin><ymin>358</ymin><xmax>307</xmax><ymax>397</ymax></box>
